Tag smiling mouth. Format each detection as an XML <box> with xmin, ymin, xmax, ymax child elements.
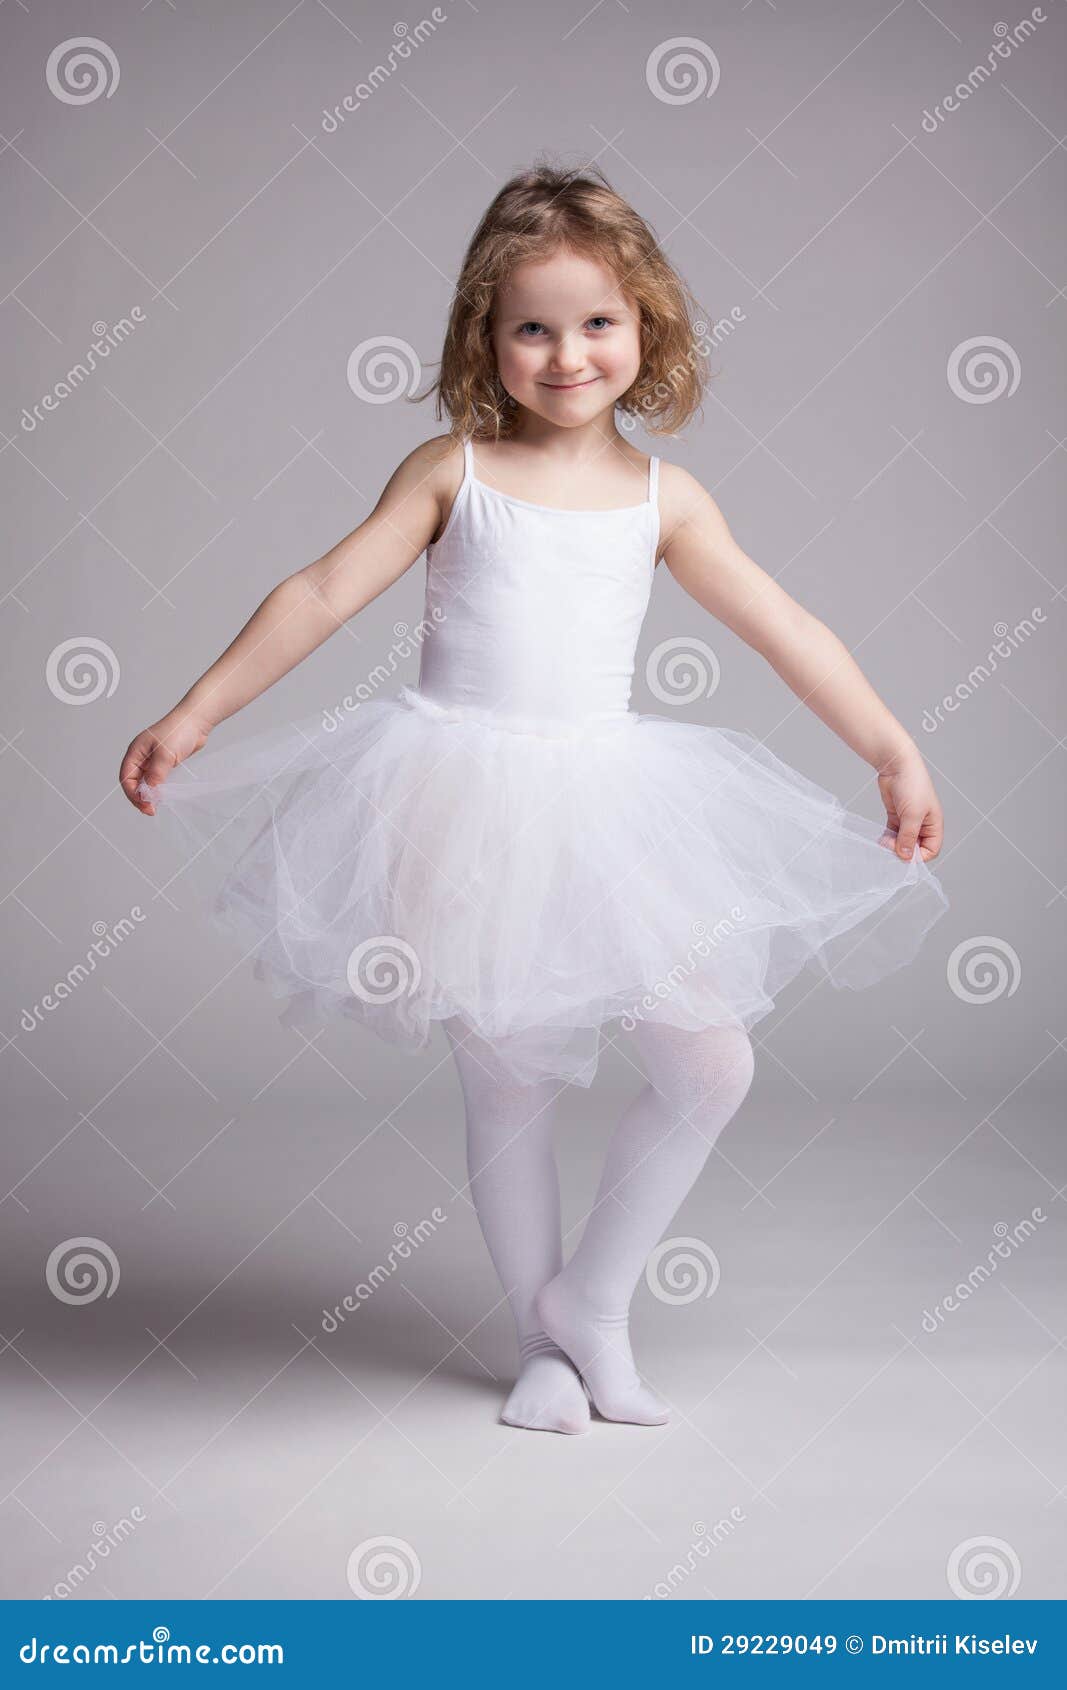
<box><xmin>542</xmin><ymin>377</ymin><xmax>599</xmax><ymax>390</ymax></box>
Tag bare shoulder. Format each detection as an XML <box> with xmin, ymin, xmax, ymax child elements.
<box><xmin>653</xmin><ymin>459</ymin><xmax>728</xmax><ymax>564</ymax></box>
<box><xmin>362</xmin><ymin>433</ymin><xmax>463</xmax><ymax>548</ymax></box>
<box><xmin>378</xmin><ymin>433</ymin><xmax>460</xmax><ymax>508</ymax></box>
<box><xmin>649</xmin><ymin>460</ymin><xmax>806</xmax><ymax>649</ymax></box>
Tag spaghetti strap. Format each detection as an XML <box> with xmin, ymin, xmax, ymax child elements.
<box><xmin>648</xmin><ymin>455</ymin><xmax>660</xmax><ymax>505</ymax></box>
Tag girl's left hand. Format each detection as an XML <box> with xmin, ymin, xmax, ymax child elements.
<box><xmin>876</xmin><ymin>748</ymin><xmax>944</xmax><ymax>863</ymax></box>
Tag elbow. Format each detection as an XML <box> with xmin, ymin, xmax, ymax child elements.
<box><xmin>298</xmin><ymin>559</ymin><xmax>348</xmax><ymax>623</ymax></box>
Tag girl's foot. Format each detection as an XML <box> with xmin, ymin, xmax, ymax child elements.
<box><xmin>535</xmin><ymin>1274</ymin><xmax>670</xmax><ymax>1426</ymax></box>
<box><xmin>500</xmin><ymin>1341</ymin><xmax>590</xmax><ymax>1434</ymax></box>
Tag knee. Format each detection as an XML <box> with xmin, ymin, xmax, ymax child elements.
<box><xmin>658</xmin><ymin>1024</ymin><xmax>756</xmax><ymax>1125</ymax></box>
<box><xmin>716</xmin><ymin>1026</ymin><xmax>756</xmax><ymax>1110</ymax></box>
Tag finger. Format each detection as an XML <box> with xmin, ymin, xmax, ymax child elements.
<box><xmin>918</xmin><ymin>809</ymin><xmax>944</xmax><ymax>860</ymax></box>
<box><xmin>118</xmin><ymin>745</ymin><xmax>142</xmax><ymax>792</ymax></box>
<box><xmin>894</xmin><ymin>808</ymin><xmax>922</xmax><ymax>861</ymax></box>
<box><xmin>135</xmin><ymin>770</ymin><xmax>164</xmax><ymax>812</ymax></box>
<box><xmin>119</xmin><ymin>750</ymin><xmax>153</xmax><ymax>814</ymax></box>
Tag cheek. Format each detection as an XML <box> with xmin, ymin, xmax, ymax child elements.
<box><xmin>499</xmin><ymin>341</ymin><xmax>541</xmax><ymax>381</ymax></box>
<box><xmin>607</xmin><ymin>332</ymin><xmax>642</xmax><ymax>375</ymax></box>
<box><xmin>601</xmin><ymin>345</ymin><xmax>629</xmax><ymax>374</ymax></box>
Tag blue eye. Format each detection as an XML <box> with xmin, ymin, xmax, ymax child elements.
<box><xmin>516</xmin><ymin>317</ymin><xmax>615</xmax><ymax>337</ymax></box>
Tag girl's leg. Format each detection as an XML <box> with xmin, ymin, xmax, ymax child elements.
<box><xmin>537</xmin><ymin>1019</ymin><xmax>755</xmax><ymax>1424</ymax></box>
<box><xmin>443</xmin><ymin>1017</ymin><xmax>590</xmax><ymax>1434</ymax></box>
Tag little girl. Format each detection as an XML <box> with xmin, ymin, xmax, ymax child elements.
<box><xmin>121</xmin><ymin>163</ymin><xmax>949</xmax><ymax>1436</ymax></box>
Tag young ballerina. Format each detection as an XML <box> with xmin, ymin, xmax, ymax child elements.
<box><xmin>120</xmin><ymin>163</ymin><xmax>949</xmax><ymax>1436</ymax></box>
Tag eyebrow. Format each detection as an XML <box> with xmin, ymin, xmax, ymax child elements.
<box><xmin>498</xmin><ymin>305</ymin><xmax>626</xmax><ymax>324</ymax></box>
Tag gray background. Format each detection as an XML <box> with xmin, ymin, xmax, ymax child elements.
<box><xmin>2</xmin><ymin>0</ymin><xmax>1064</xmax><ymax>1602</ymax></box>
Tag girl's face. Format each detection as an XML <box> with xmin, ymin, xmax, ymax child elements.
<box><xmin>490</xmin><ymin>248</ymin><xmax>642</xmax><ymax>426</ymax></box>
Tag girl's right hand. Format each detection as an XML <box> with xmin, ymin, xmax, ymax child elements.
<box><xmin>119</xmin><ymin>711</ymin><xmax>212</xmax><ymax>815</ymax></box>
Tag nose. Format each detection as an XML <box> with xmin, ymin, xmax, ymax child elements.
<box><xmin>548</xmin><ymin>331</ymin><xmax>586</xmax><ymax>374</ymax></box>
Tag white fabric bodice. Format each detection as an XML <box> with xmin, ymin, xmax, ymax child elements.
<box><xmin>407</xmin><ymin>438</ymin><xmax>660</xmax><ymax>732</ymax></box>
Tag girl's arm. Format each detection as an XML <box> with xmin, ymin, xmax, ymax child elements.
<box><xmin>659</xmin><ymin>466</ymin><xmax>944</xmax><ymax>863</ymax></box>
<box><xmin>120</xmin><ymin>438</ymin><xmax>450</xmax><ymax>813</ymax></box>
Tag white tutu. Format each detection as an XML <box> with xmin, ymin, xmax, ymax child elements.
<box><xmin>138</xmin><ymin>681</ymin><xmax>948</xmax><ymax>1087</ymax></box>
<box><xmin>137</xmin><ymin>439</ymin><xmax>949</xmax><ymax>1087</ymax></box>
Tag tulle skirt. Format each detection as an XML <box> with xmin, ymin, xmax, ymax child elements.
<box><xmin>137</xmin><ymin>684</ymin><xmax>950</xmax><ymax>1087</ymax></box>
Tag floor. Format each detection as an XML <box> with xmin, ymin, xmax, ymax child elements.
<box><xmin>3</xmin><ymin>1031</ymin><xmax>1063</xmax><ymax>1601</ymax></box>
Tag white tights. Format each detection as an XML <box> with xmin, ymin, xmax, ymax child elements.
<box><xmin>443</xmin><ymin>1017</ymin><xmax>756</xmax><ymax>1433</ymax></box>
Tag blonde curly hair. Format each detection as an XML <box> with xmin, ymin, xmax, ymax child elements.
<box><xmin>413</xmin><ymin>159</ymin><xmax>712</xmax><ymax>442</ymax></box>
